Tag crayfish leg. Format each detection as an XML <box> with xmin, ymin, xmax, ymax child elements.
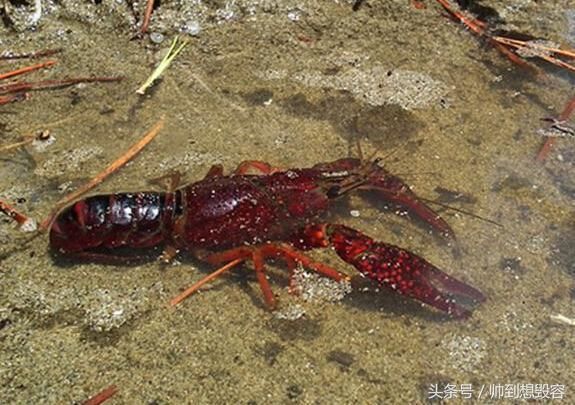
<box><xmin>170</xmin><ymin>258</ymin><xmax>245</xmax><ymax>307</ymax></box>
<box><xmin>252</xmin><ymin>250</ymin><xmax>277</xmax><ymax>309</ymax></box>
<box><xmin>159</xmin><ymin>245</ymin><xmax>179</xmax><ymax>263</ymax></box>
<box><xmin>203</xmin><ymin>164</ymin><xmax>224</xmax><ymax>178</ymax></box>
<box><xmin>233</xmin><ymin>160</ymin><xmax>280</xmax><ymax>175</ymax></box>
<box><xmin>181</xmin><ymin>243</ymin><xmax>348</xmax><ymax>310</ymax></box>
<box><xmin>147</xmin><ymin>171</ymin><xmax>182</xmax><ymax>191</ymax></box>
<box><xmin>203</xmin><ymin>246</ymin><xmax>279</xmax><ymax>309</ymax></box>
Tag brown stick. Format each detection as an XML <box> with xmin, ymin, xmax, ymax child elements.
<box><xmin>0</xmin><ymin>60</ymin><xmax>57</xmax><ymax>81</ymax></box>
<box><xmin>536</xmin><ymin>95</ymin><xmax>575</xmax><ymax>161</ymax></box>
<box><xmin>435</xmin><ymin>0</ymin><xmax>487</xmax><ymax>36</ymax></box>
<box><xmin>558</xmin><ymin>96</ymin><xmax>575</xmax><ymax>121</ymax></box>
<box><xmin>0</xmin><ymin>137</ymin><xmax>34</xmax><ymax>153</ymax></box>
<box><xmin>490</xmin><ymin>40</ymin><xmax>542</xmax><ymax>74</ymax></box>
<box><xmin>0</xmin><ymin>199</ymin><xmax>31</xmax><ymax>227</ymax></box>
<box><xmin>538</xmin><ymin>54</ymin><xmax>575</xmax><ymax>73</ymax></box>
<box><xmin>491</xmin><ymin>36</ymin><xmax>575</xmax><ymax>72</ymax></box>
<box><xmin>0</xmin><ymin>131</ymin><xmax>51</xmax><ymax>153</ymax></box>
<box><xmin>40</xmin><ymin>118</ymin><xmax>165</xmax><ymax>230</ymax></box>
<box><xmin>138</xmin><ymin>0</ymin><xmax>156</xmax><ymax>36</ymax></box>
<box><xmin>535</xmin><ymin>138</ymin><xmax>556</xmax><ymax>162</ymax></box>
<box><xmin>0</xmin><ymin>92</ymin><xmax>28</xmax><ymax>105</ymax></box>
<box><xmin>435</xmin><ymin>0</ymin><xmax>543</xmax><ymax>73</ymax></box>
<box><xmin>0</xmin><ymin>76</ymin><xmax>123</xmax><ymax>95</ymax></box>
<box><xmin>0</xmin><ymin>48</ymin><xmax>62</xmax><ymax>60</ymax></box>
<box><xmin>82</xmin><ymin>385</ymin><xmax>118</xmax><ymax>405</ymax></box>
<box><xmin>492</xmin><ymin>36</ymin><xmax>575</xmax><ymax>59</ymax></box>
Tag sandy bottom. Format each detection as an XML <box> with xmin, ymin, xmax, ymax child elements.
<box><xmin>0</xmin><ymin>1</ymin><xmax>573</xmax><ymax>403</ymax></box>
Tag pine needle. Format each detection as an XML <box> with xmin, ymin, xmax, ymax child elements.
<box><xmin>40</xmin><ymin>118</ymin><xmax>165</xmax><ymax>230</ymax></box>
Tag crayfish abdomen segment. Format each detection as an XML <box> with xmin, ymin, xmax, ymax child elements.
<box><xmin>49</xmin><ymin>192</ymin><xmax>172</xmax><ymax>254</ymax></box>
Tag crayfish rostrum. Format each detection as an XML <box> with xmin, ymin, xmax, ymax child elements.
<box><xmin>49</xmin><ymin>157</ymin><xmax>485</xmax><ymax>318</ymax></box>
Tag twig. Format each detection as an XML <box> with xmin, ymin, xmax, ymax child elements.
<box><xmin>492</xmin><ymin>36</ymin><xmax>575</xmax><ymax>72</ymax></box>
<box><xmin>0</xmin><ymin>131</ymin><xmax>52</xmax><ymax>153</ymax></box>
<box><xmin>437</xmin><ymin>1</ymin><xmax>575</xmax><ymax>159</ymax></box>
<box><xmin>492</xmin><ymin>36</ymin><xmax>575</xmax><ymax>59</ymax></box>
<box><xmin>536</xmin><ymin>137</ymin><xmax>556</xmax><ymax>162</ymax></box>
<box><xmin>436</xmin><ymin>0</ymin><xmax>486</xmax><ymax>36</ymax></box>
<box><xmin>437</xmin><ymin>0</ymin><xmax>575</xmax><ymax>75</ymax></box>
<box><xmin>82</xmin><ymin>385</ymin><xmax>118</xmax><ymax>405</ymax></box>
<box><xmin>0</xmin><ymin>48</ymin><xmax>61</xmax><ymax>60</ymax></box>
<box><xmin>0</xmin><ymin>137</ymin><xmax>33</xmax><ymax>153</ymax></box>
<box><xmin>490</xmin><ymin>40</ymin><xmax>540</xmax><ymax>73</ymax></box>
<box><xmin>550</xmin><ymin>314</ymin><xmax>575</xmax><ymax>327</ymax></box>
<box><xmin>0</xmin><ymin>76</ymin><xmax>123</xmax><ymax>96</ymax></box>
<box><xmin>0</xmin><ymin>93</ymin><xmax>28</xmax><ymax>105</ymax></box>
<box><xmin>0</xmin><ymin>199</ymin><xmax>37</xmax><ymax>232</ymax></box>
<box><xmin>558</xmin><ymin>96</ymin><xmax>575</xmax><ymax>121</ymax></box>
<box><xmin>537</xmin><ymin>95</ymin><xmax>575</xmax><ymax>161</ymax></box>
<box><xmin>40</xmin><ymin>118</ymin><xmax>165</xmax><ymax>230</ymax></box>
<box><xmin>55</xmin><ymin>118</ymin><xmax>164</xmax><ymax>206</ymax></box>
<box><xmin>0</xmin><ymin>60</ymin><xmax>56</xmax><ymax>81</ymax></box>
<box><xmin>136</xmin><ymin>36</ymin><xmax>187</xmax><ymax>95</ymax></box>
<box><xmin>138</xmin><ymin>0</ymin><xmax>156</xmax><ymax>37</ymax></box>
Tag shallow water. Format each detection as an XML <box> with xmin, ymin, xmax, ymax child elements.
<box><xmin>1</xmin><ymin>1</ymin><xmax>574</xmax><ymax>403</ymax></box>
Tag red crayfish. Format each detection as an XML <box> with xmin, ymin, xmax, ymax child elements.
<box><xmin>49</xmin><ymin>157</ymin><xmax>485</xmax><ymax>318</ymax></box>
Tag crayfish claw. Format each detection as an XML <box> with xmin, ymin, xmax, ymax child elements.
<box><xmin>405</xmin><ymin>263</ymin><xmax>486</xmax><ymax>319</ymax></box>
<box><xmin>322</xmin><ymin>224</ymin><xmax>484</xmax><ymax>318</ymax></box>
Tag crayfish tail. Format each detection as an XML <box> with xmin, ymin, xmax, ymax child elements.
<box><xmin>319</xmin><ymin>224</ymin><xmax>484</xmax><ymax>318</ymax></box>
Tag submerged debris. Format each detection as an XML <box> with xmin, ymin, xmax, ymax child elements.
<box><xmin>34</xmin><ymin>146</ymin><xmax>104</xmax><ymax>177</ymax></box>
<box><xmin>550</xmin><ymin>313</ymin><xmax>575</xmax><ymax>326</ymax></box>
<box><xmin>274</xmin><ymin>303</ymin><xmax>306</xmax><ymax>320</ymax></box>
<box><xmin>443</xmin><ymin>334</ymin><xmax>486</xmax><ymax>372</ymax></box>
<box><xmin>85</xmin><ymin>288</ymin><xmax>148</xmax><ymax>332</ymax></box>
<box><xmin>515</xmin><ymin>40</ymin><xmax>561</xmax><ymax>59</ymax></box>
<box><xmin>291</xmin><ymin>266</ymin><xmax>352</xmax><ymax>304</ymax></box>
<box><xmin>136</xmin><ymin>36</ymin><xmax>188</xmax><ymax>95</ymax></box>
<box><xmin>0</xmin><ymin>198</ymin><xmax>36</xmax><ymax>232</ymax></box>
<box><xmin>10</xmin><ymin>281</ymin><xmax>154</xmax><ymax>332</ymax></box>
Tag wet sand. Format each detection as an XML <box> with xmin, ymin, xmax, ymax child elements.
<box><xmin>0</xmin><ymin>1</ymin><xmax>573</xmax><ymax>403</ymax></box>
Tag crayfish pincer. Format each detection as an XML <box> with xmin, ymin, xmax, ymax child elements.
<box><xmin>49</xmin><ymin>158</ymin><xmax>485</xmax><ymax>318</ymax></box>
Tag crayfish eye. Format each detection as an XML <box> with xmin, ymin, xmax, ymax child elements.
<box><xmin>327</xmin><ymin>186</ymin><xmax>341</xmax><ymax>199</ymax></box>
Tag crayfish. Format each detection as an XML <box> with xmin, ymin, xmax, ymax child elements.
<box><xmin>49</xmin><ymin>157</ymin><xmax>485</xmax><ymax>318</ymax></box>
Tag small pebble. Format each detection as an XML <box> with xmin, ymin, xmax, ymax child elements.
<box><xmin>32</xmin><ymin>131</ymin><xmax>55</xmax><ymax>152</ymax></box>
<box><xmin>350</xmin><ymin>210</ymin><xmax>360</xmax><ymax>217</ymax></box>
<box><xmin>287</xmin><ymin>9</ymin><xmax>302</xmax><ymax>22</ymax></box>
<box><xmin>182</xmin><ymin>20</ymin><xmax>202</xmax><ymax>36</ymax></box>
<box><xmin>19</xmin><ymin>218</ymin><xmax>37</xmax><ymax>233</ymax></box>
<box><xmin>150</xmin><ymin>32</ymin><xmax>165</xmax><ymax>44</ymax></box>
